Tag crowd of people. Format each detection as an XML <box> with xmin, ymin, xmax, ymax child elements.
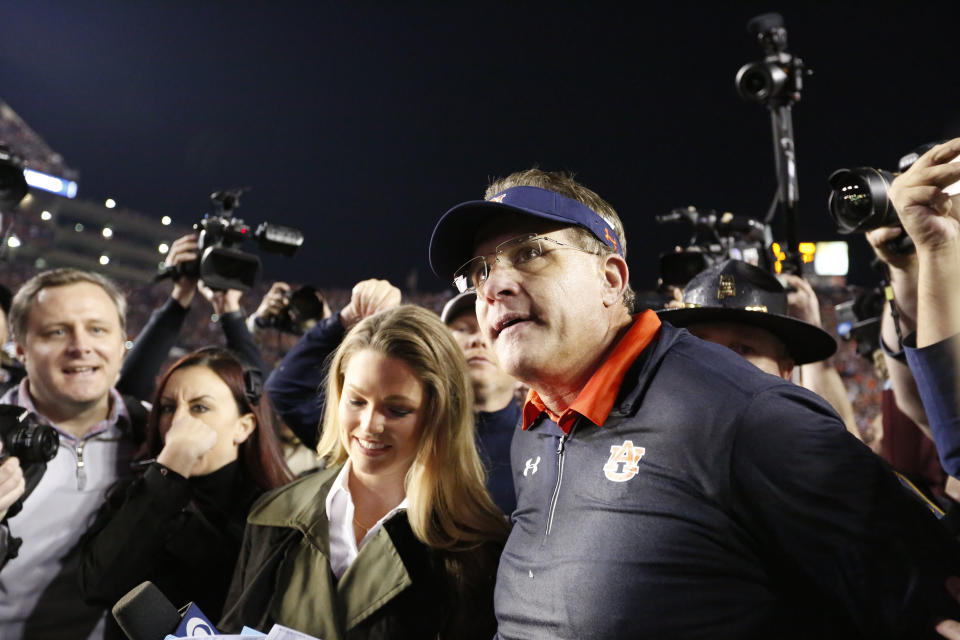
<box><xmin>0</xmin><ymin>139</ymin><xmax>959</xmax><ymax>639</ymax></box>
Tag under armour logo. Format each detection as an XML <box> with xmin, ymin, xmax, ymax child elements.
<box><xmin>488</xmin><ymin>193</ymin><xmax>507</xmax><ymax>203</ymax></box>
<box><xmin>523</xmin><ymin>456</ymin><xmax>541</xmax><ymax>477</ymax></box>
<box><xmin>603</xmin><ymin>440</ymin><xmax>645</xmax><ymax>482</ymax></box>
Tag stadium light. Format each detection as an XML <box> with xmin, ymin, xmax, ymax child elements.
<box><xmin>23</xmin><ymin>168</ymin><xmax>78</xmax><ymax>198</ymax></box>
<box><xmin>158</xmin><ymin>243</ymin><xmax>170</xmax><ymax>254</ymax></box>
<box><xmin>102</xmin><ymin>227</ymin><xmax>114</xmax><ymax>239</ymax></box>
<box><xmin>99</xmin><ymin>255</ymin><xmax>110</xmax><ymax>265</ymax></box>
<box><xmin>6</xmin><ymin>235</ymin><xmax>21</xmax><ymax>248</ymax></box>
<box><xmin>105</xmin><ymin>198</ymin><xmax>116</xmax><ymax>209</ymax></box>
<box><xmin>161</xmin><ymin>216</ymin><xmax>172</xmax><ymax>226</ymax></box>
<box><xmin>40</xmin><ymin>210</ymin><xmax>52</xmax><ymax>221</ymax></box>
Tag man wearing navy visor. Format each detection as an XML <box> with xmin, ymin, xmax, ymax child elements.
<box><xmin>429</xmin><ymin>168</ymin><xmax>960</xmax><ymax>639</ymax></box>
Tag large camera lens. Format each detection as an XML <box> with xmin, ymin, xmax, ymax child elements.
<box><xmin>827</xmin><ymin>168</ymin><xmax>898</xmax><ymax>233</ymax></box>
<box><xmin>735</xmin><ymin>62</ymin><xmax>787</xmax><ymax>103</ymax></box>
<box><xmin>5</xmin><ymin>418</ymin><xmax>59</xmax><ymax>464</ymax></box>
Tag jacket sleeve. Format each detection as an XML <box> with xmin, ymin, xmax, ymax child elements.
<box><xmin>905</xmin><ymin>332</ymin><xmax>960</xmax><ymax>476</ymax></box>
<box><xmin>117</xmin><ymin>297</ymin><xmax>190</xmax><ymax>402</ymax></box>
<box><xmin>219</xmin><ymin>310</ymin><xmax>268</xmax><ymax>377</ymax></box>
<box><xmin>264</xmin><ymin>314</ymin><xmax>346</xmax><ymax>449</ymax></box>
<box><xmin>729</xmin><ymin>383</ymin><xmax>960</xmax><ymax>638</ymax></box>
<box><xmin>79</xmin><ymin>464</ymin><xmax>192</xmax><ymax>606</ymax></box>
<box><xmin>443</xmin><ymin>540</ymin><xmax>503</xmax><ymax>640</ymax></box>
<box><xmin>219</xmin><ymin>518</ymin><xmax>299</xmax><ymax>633</ymax></box>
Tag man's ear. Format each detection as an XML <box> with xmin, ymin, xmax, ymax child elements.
<box><xmin>233</xmin><ymin>413</ymin><xmax>257</xmax><ymax>446</ymax></box>
<box><xmin>15</xmin><ymin>342</ymin><xmax>25</xmax><ymax>365</ymax></box>
<box><xmin>779</xmin><ymin>358</ymin><xmax>795</xmax><ymax>381</ymax></box>
<box><xmin>600</xmin><ymin>253</ymin><xmax>629</xmax><ymax>308</ymax></box>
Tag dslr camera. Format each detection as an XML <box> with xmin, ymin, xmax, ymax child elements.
<box><xmin>0</xmin><ymin>404</ymin><xmax>59</xmax><ymax>524</ymax></box>
<box><xmin>0</xmin><ymin>404</ymin><xmax>59</xmax><ymax>467</ymax></box>
<box><xmin>828</xmin><ymin>141</ymin><xmax>960</xmax><ymax>235</ymax></box>
<box><xmin>834</xmin><ymin>288</ymin><xmax>885</xmax><ymax>359</ymax></box>
<box><xmin>158</xmin><ymin>189</ymin><xmax>304</xmax><ymax>292</ymax></box>
<box><xmin>255</xmin><ymin>285</ymin><xmax>329</xmax><ymax>335</ymax></box>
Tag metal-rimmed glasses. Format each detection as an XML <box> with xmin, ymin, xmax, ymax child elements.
<box><xmin>452</xmin><ymin>233</ymin><xmax>597</xmax><ymax>293</ymax></box>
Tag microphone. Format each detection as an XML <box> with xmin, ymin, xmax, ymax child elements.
<box><xmin>112</xmin><ymin>582</ymin><xmax>180</xmax><ymax>640</ymax></box>
<box><xmin>111</xmin><ymin>581</ymin><xmax>219</xmax><ymax>640</ymax></box>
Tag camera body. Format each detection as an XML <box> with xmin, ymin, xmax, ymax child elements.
<box><xmin>835</xmin><ymin>288</ymin><xmax>885</xmax><ymax>359</ymax></box>
<box><xmin>160</xmin><ymin>190</ymin><xmax>305</xmax><ymax>292</ymax></box>
<box><xmin>657</xmin><ymin>207</ymin><xmax>773</xmax><ymax>288</ymax></box>
<box><xmin>0</xmin><ymin>404</ymin><xmax>59</xmax><ymax>466</ymax></box>
<box><xmin>735</xmin><ymin>13</ymin><xmax>806</xmax><ymax>107</ymax></box>
<box><xmin>828</xmin><ymin>141</ymin><xmax>960</xmax><ymax>236</ymax></box>
<box><xmin>255</xmin><ymin>285</ymin><xmax>328</xmax><ymax>335</ymax></box>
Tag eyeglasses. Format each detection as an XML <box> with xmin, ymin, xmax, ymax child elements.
<box><xmin>453</xmin><ymin>234</ymin><xmax>597</xmax><ymax>293</ymax></box>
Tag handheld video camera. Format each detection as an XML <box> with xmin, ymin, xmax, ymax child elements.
<box><xmin>656</xmin><ymin>206</ymin><xmax>773</xmax><ymax>288</ymax></box>
<box><xmin>157</xmin><ymin>190</ymin><xmax>304</xmax><ymax>292</ymax></box>
<box><xmin>254</xmin><ymin>285</ymin><xmax>328</xmax><ymax>335</ymax></box>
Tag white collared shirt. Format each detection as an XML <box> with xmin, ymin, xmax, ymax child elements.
<box><xmin>325</xmin><ymin>460</ymin><xmax>408</xmax><ymax>579</ymax></box>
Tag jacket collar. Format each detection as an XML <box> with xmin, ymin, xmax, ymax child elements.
<box><xmin>247</xmin><ymin>463</ymin><xmax>416</xmax><ymax>634</ymax></box>
<box><xmin>248</xmin><ymin>464</ymin><xmax>341</xmax><ymax>553</ymax></box>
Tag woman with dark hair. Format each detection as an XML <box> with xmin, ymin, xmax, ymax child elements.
<box><xmin>80</xmin><ymin>347</ymin><xmax>293</xmax><ymax>634</ymax></box>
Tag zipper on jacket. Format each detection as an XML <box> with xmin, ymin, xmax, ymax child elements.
<box><xmin>75</xmin><ymin>441</ymin><xmax>87</xmax><ymax>490</ymax></box>
<box><xmin>545</xmin><ymin>423</ymin><xmax>576</xmax><ymax>536</ymax></box>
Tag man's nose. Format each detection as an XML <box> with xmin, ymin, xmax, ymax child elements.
<box><xmin>67</xmin><ymin>328</ymin><xmax>92</xmax><ymax>353</ymax></box>
<box><xmin>464</xmin><ymin>329</ymin><xmax>484</xmax><ymax>349</ymax></box>
<box><xmin>478</xmin><ymin>258</ymin><xmax>520</xmax><ymax>302</ymax></box>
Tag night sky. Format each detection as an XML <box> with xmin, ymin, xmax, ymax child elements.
<box><xmin>3</xmin><ymin>1</ymin><xmax>959</xmax><ymax>292</ymax></box>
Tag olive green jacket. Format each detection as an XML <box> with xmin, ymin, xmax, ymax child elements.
<box><xmin>219</xmin><ymin>465</ymin><xmax>500</xmax><ymax>640</ymax></box>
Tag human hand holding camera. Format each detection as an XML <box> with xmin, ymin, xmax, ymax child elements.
<box><xmin>888</xmin><ymin>138</ymin><xmax>960</xmax><ymax>348</ymax></box>
<box><xmin>250</xmin><ymin>282</ymin><xmax>292</xmax><ymax>329</ymax></box>
<box><xmin>198</xmin><ymin>280</ymin><xmax>243</xmax><ymax>316</ymax></box>
<box><xmin>339</xmin><ymin>279</ymin><xmax>402</xmax><ymax>331</ymax></box>
<box><xmin>0</xmin><ymin>442</ymin><xmax>25</xmax><ymax>521</ymax></box>
<box><xmin>165</xmin><ymin>234</ymin><xmax>201</xmax><ymax>308</ymax></box>
<box><xmin>889</xmin><ymin>138</ymin><xmax>960</xmax><ymax>254</ymax></box>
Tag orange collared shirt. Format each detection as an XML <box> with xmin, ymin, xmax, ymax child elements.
<box><xmin>521</xmin><ymin>310</ymin><xmax>662</xmax><ymax>434</ymax></box>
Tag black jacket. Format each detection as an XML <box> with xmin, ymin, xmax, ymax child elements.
<box><xmin>496</xmin><ymin>321</ymin><xmax>960</xmax><ymax>640</ymax></box>
<box><xmin>80</xmin><ymin>460</ymin><xmax>262</xmax><ymax>637</ymax></box>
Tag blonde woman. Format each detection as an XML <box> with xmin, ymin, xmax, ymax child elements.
<box><xmin>221</xmin><ymin>305</ymin><xmax>509</xmax><ymax>639</ymax></box>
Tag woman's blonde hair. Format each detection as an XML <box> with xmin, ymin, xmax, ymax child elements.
<box><xmin>316</xmin><ymin>304</ymin><xmax>509</xmax><ymax>549</ymax></box>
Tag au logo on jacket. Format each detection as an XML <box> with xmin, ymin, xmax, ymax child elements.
<box><xmin>603</xmin><ymin>440</ymin><xmax>645</xmax><ymax>482</ymax></box>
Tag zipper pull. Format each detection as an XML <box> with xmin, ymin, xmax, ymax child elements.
<box><xmin>556</xmin><ymin>435</ymin><xmax>566</xmax><ymax>456</ymax></box>
<box><xmin>76</xmin><ymin>442</ymin><xmax>87</xmax><ymax>490</ymax></box>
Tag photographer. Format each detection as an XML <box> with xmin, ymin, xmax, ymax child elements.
<box><xmin>245</xmin><ymin>281</ymin><xmax>331</xmax><ymax>474</ymax></box>
<box><xmin>885</xmin><ymin>138</ymin><xmax>960</xmax><ymax>479</ymax></box>
<box><xmin>0</xmin><ymin>269</ymin><xmax>148</xmax><ymax>640</ymax></box>
<box><xmin>246</xmin><ymin>281</ymin><xmax>331</xmax><ymax>339</ymax></box>
<box><xmin>265</xmin><ymin>278</ymin><xmax>401</xmax><ymax>449</ymax></box>
<box><xmin>117</xmin><ymin>233</ymin><xmax>266</xmax><ymax>403</ymax></box>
